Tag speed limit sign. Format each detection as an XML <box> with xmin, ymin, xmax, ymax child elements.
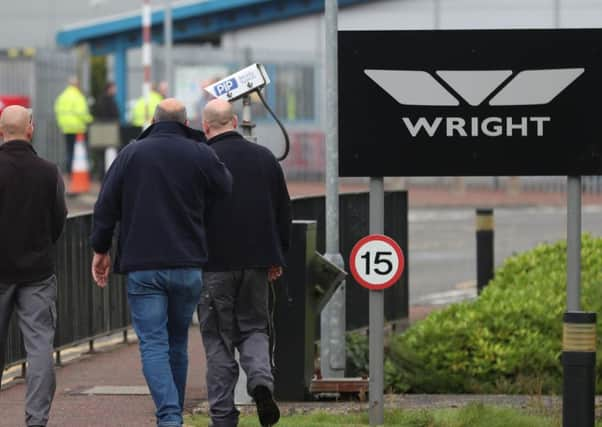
<box><xmin>349</xmin><ymin>234</ymin><xmax>405</xmax><ymax>290</ymax></box>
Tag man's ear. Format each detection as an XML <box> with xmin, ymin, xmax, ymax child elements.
<box><xmin>232</xmin><ymin>115</ymin><xmax>238</xmax><ymax>129</ymax></box>
<box><xmin>184</xmin><ymin>119</ymin><xmax>190</xmax><ymax>127</ymax></box>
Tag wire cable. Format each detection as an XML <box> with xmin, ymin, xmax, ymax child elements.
<box><xmin>256</xmin><ymin>89</ymin><xmax>290</xmax><ymax>161</ymax></box>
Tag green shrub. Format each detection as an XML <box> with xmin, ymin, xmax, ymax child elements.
<box><xmin>346</xmin><ymin>331</ymin><xmax>369</xmax><ymax>377</ymax></box>
<box><xmin>386</xmin><ymin>234</ymin><xmax>602</xmax><ymax>394</ymax></box>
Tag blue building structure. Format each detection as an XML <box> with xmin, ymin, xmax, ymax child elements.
<box><xmin>56</xmin><ymin>0</ymin><xmax>370</xmax><ymax>122</ymax></box>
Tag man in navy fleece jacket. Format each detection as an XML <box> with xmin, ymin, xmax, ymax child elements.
<box><xmin>90</xmin><ymin>98</ymin><xmax>231</xmax><ymax>427</ymax></box>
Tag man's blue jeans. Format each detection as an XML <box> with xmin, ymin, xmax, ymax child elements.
<box><xmin>127</xmin><ymin>268</ymin><xmax>203</xmax><ymax>427</ymax></box>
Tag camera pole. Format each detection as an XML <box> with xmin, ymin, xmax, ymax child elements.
<box><xmin>241</xmin><ymin>94</ymin><xmax>256</xmax><ymax>142</ymax></box>
<box><xmin>240</xmin><ymin>47</ymin><xmax>257</xmax><ymax>142</ymax></box>
<box><xmin>234</xmin><ymin>92</ymin><xmax>257</xmax><ymax>406</ymax></box>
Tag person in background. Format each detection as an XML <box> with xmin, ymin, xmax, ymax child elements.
<box><xmin>130</xmin><ymin>81</ymin><xmax>168</xmax><ymax>127</ymax></box>
<box><xmin>198</xmin><ymin>98</ymin><xmax>291</xmax><ymax>427</ymax></box>
<box><xmin>91</xmin><ymin>81</ymin><xmax>120</xmax><ymax>178</ymax></box>
<box><xmin>0</xmin><ymin>106</ymin><xmax>67</xmax><ymax>427</ymax></box>
<box><xmin>91</xmin><ymin>99</ymin><xmax>231</xmax><ymax>427</ymax></box>
<box><xmin>94</xmin><ymin>81</ymin><xmax>119</xmax><ymax>121</ymax></box>
<box><xmin>54</xmin><ymin>76</ymin><xmax>93</xmax><ymax>174</ymax></box>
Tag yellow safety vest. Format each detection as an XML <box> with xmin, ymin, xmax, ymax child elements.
<box><xmin>131</xmin><ymin>91</ymin><xmax>163</xmax><ymax>127</ymax></box>
<box><xmin>54</xmin><ymin>85</ymin><xmax>93</xmax><ymax>134</ymax></box>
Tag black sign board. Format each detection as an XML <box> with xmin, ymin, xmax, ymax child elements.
<box><xmin>339</xmin><ymin>29</ymin><xmax>602</xmax><ymax>177</ymax></box>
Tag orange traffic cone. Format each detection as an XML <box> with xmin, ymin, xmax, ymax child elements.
<box><xmin>68</xmin><ymin>133</ymin><xmax>91</xmax><ymax>194</ymax></box>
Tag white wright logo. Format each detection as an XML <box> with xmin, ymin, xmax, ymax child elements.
<box><xmin>364</xmin><ymin>68</ymin><xmax>584</xmax><ymax>138</ymax></box>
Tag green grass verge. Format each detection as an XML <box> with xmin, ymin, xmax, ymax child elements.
<box><xmin>186</xmin><ymin>402</ymin><xmax>598</xmax><ymax>427</ymax></box>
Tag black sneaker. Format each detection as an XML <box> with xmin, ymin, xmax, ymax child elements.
<box><xmin>252</xmin><ymin>385</ymin><xmax>280</xmax><ymax>426</ymax></box>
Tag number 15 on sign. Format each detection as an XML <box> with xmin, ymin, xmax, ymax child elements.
<box><xmin>350</xmin><ymin>235</ymin><xmax>405</xmax><ymax>290</ymax></box>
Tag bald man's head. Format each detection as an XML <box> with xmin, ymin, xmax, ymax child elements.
<box><xmin>0</xmin><ymin>106</ymin><xmax>33</xmax><ymax>143</ymax></box>
<box><xmin>202</xmin><ymin>99</ymin><xmax>237</xmax><ymax>139</ymax></box>
<box><xmin>153</xmin><ymin>98</ymin><xmax>188</xmax><ymax>125</ymax></box>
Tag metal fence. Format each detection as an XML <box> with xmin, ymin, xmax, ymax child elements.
<box><xmin>0</xmin><ymin>49</ymin><xmax>77</xmax><ymax>168</ymax></box>
<box><xmin>3</xmin><ymin>190</ymin><xmax>408</xmax><ymax>369</ymax></box>
<box><xmin>32</xmin><ymin>49</ymin><xmax>77</xmax><ymax>167</ymax></box>
<box><xmin>4</xmin><ymin>213</ymin><xmax>129</xmax><ymax>368</ymax></box>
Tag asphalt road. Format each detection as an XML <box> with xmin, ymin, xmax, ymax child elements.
<box><xmin>408</xmin><ymin>205</ymin><xmax>602</xmax><ymax>305</ymax></box>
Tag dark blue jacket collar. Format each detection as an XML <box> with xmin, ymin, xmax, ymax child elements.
<box><xmin>207</xmin><ymin>130</ymin><xmax>244</xmax><ymax>146</ymax></box>
<box><xmin>137</xmin><ymin>121</ymin><xmax>206</xmax><ymax>143</ymax></box>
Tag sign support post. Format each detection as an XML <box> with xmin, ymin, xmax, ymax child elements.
<box><xmin>562</xmin><ymin>175</ymin><xmax>596</xmax><ymax>427</ymax></box>
<box><xmin>566</xmin><ymin>175</ymin><xmax>581</xmax><ymax>311</ymax></box>
<box><xmin>322</xmin><ymin>0</ymin><xmax>346</xmax><ymax>379</ymax></box>
<box><xmin>349</xmin><ymin>192</ymin><xmax>404</xmax><ymax>426</ymax></box>
<box><xmin>369</xmin><ymin>177</ymin><xmax>385</xmax><ymax>426</ymax></box>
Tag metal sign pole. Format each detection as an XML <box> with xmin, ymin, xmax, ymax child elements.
<box><xmin>142</xmin><ymin>0</ymin><xmax>152</xmax><ymax>125</ymax></box>
<box><xmin>567</xmin><ymin>175</ymin><xmax>581</xmax><ymax>311</ymax></box>
<box><xmin>369</xmin><ymin>177</ymin><xmax>385</xmax><ymax>426</ymax></box>
<box><xmin>164</xmin><ymin>0</ymin><xmax>173</xmax><ymax>95</ymax></box>
<box><xmin>562</xmin><ymin>175</ymin><xmax>597</xmax><ymax>427</ymax></box>
<box><xmin>322</xmin><ymin>0</ymin><xmax>346</xmax><ymax>379</ymax></box>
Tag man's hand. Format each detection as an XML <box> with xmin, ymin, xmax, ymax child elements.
<box><xmin>268</xmin><ymin>266</ymin><xmax>283</xmax><ymax>282</ymax></box>
<box><xmin>92</xmin><ymin>252</ymin><xmax>111</xmax><ymax>288</ymax></box>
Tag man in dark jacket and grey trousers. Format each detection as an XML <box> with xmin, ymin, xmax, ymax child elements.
<box><xmin>0</xmin><ymin>105</ymin><xmax>67</xmax><ymax>427</ymax></box>
<box><xmin>91</xmin><ymin>99</ymin><xmax>232</xmax><ymax>427</ymax></box>
<box><xmin>199</xmin><ymin>99</ymin><xmax>291</xmax><ymax>427</ymax></box>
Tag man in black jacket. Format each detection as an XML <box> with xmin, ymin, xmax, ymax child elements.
<box><xmin>93</xmin><ymin>82</ymin><xmax>119</xmax><ymax>121</ymax></box>
<box><xmin>90</xmin><ymin>98</ymin><xmax>231</xmax><ymax>427</ymax></box>
<box><xmin>91</xmin><ymin>81</ymin><xmax>120</xmax><ymax>179</ymax></box>
<box><xmin>0</xmin><ymin>105</ymin><xmax>67</xmax><ymax>427</ymax></box>
<box><xmin>199</xmin><ymin>99</ymin><xmax>291</xmax><ymax>427</ymax></box>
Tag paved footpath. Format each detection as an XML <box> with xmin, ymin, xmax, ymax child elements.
<box><xmin>0</xmin><ymin>306</ymin><xmax>437</xmax><ymax>427</ymax></box>
<box><xmin>0</xmin><ymin>329</ymin><xmax>206</xmax><ymax>427</ymax></box>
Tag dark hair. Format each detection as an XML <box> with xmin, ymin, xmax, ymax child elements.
<box><xmin>153</xmin><ymin>105</ymin><xmax>187</xmax><ymax>124</ymax></box>
<box><xmin>104</xmin><ymin>81</ymin><xmax>115</xmax><ymax>92</ymax></box>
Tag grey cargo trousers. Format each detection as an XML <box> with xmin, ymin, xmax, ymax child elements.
<box><xmin>198</xmin><ymin>269</ymin><xmax>273</xmax><ymax>427</ymax></box>
<box><xmin>0</xmin><ymin>276</ymin><xmax>57</xmax><ymax>427</ymax></box>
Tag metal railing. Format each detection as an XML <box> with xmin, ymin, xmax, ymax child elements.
<box><xmin>3</xmin><ymin>212</ymin><xmax>129</xmax><ymax>370</ymax></box>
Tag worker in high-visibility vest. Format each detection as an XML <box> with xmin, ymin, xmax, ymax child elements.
<box><xmin>130</xmin><ymin>82</ymin><xmax>168</xmax><ymax>127</ymax></box>
<box><xmin>54</xmin><ymin>76</ymin><xmax>93</xmax><ymax>173</ymax></box>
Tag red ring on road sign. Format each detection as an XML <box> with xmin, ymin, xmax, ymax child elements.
<box><xmin>349</xmin><ymin>234</ymin><xmax>405</xmax><ymax>290</ymax></box>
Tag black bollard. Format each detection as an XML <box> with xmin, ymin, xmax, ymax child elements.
<box><xmin>475</xmin><ymin>208</ymin><xmax>494</xmax><ymax>294</ymax></box>
<box><xmin>563</xmin><ymin>311</ymin><xmax>596</xmax><ymax>427</ymax></box>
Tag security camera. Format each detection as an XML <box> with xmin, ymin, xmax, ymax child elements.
<box><xmin>204</xmin><ymin>63</ymin><xmax>271</xmax><ymax>102</ymax></box>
